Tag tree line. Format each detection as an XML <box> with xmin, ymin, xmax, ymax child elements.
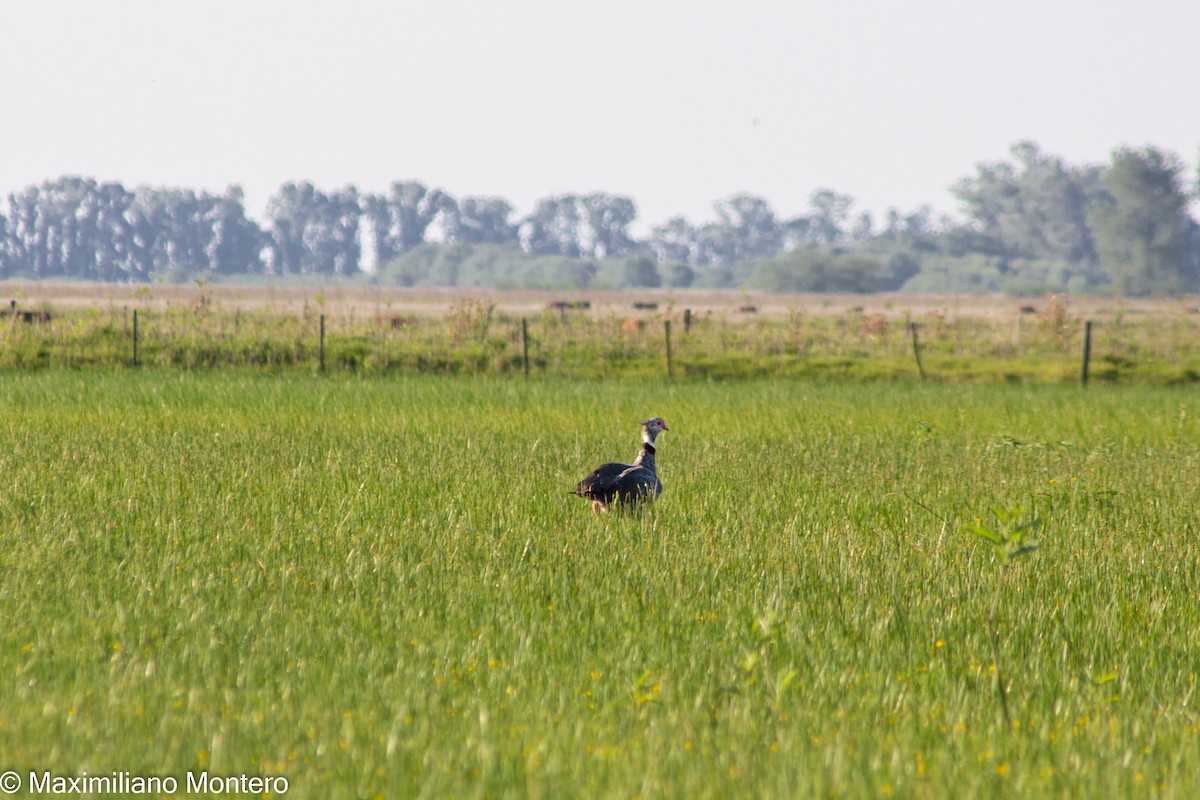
<box><xmin>1</xmin><ymin>142</ymin><xmax>1196</xmax><ymax>295</ymax></box>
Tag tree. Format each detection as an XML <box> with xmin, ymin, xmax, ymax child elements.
<box><xmin>752</xmin><ymin>250</ymin><xmax>882</xmax><ymax>293</ymax></box>
<box><xmin>450</xmin><ymin>197</ymin><xmax>518</xmax><ymax>245</ymax></box>
<box><xmin>550</xmin><ymin>257</ymin><xmax>597</xmax><ymax>289</ymax></box>
<box><xmin>2</xmin><ymin>177</ymin><xmax>140</xmax><ymax>280</ymax></box>
<box><xmin>649</xmin><ymin>216</ymin><xmax>699</xmax><ymax>263</ymax></box>
<box><xmin>952</xmin><ymin>142</ymin><xmax>1105</xmax><ymax>287</ymax></box>
<box><xmin>711</xmin><ymin>194</ymin><xmax>781</xmax><ymax>261</ymax></box>
<box><xmin>656</xmin><ymin>194</ymin><xmax>785</xmax><ymax>266</ymax></box>
<box><xmin>850</xmin><ymin>211</ymin><xmax>874</xmax><ymax>243</ymax></box>
<box><xmin>514</xmin><ymin>255</ymin><xmax>597</xmax><ymax>288</ymax></box>
<box><xmin>806</xmin><ymin>189</ymin><xmax>855</xmax><ymax>246</ymax></box>
<box><xmin>752</xmin><ymin>250</ymin><xmax>832</xmax><ymax>292</ymax></box>
<box><xmin>1089</xmin><ymin>146</ymin><xmax>1196</xmax><ymax>296</ymax></box>
<box><xmin>880</xmin><ymin>206</ymin><xmax>936</xmax><ymax>247</ymax></box>
<box><xmin>622</xmin><ymin>255</ymin><xmax>661</xmax><ymax>288</ymax></box>
<box><xmin>204</xmin><ymin>186</ymin><xmax>266</xmax><ymax>274</ymax></box>
<box><xmin>880</xmin><ymin>253</ymin><xmax>920</xmax><ymax>291</ymax></box>
<box><xmin>0</xmin><ymin>207</ymin><xmax>8</xmax><ymax>277</ymax></box>
<box><xmin>833</xmin><ymin>254</ymin><xmax>883</xmax><ymax>292</ymax></box>
<box><xmin>580</xmin><ymin>193</ymin><xmax>639</xmax><ymax>258</ymax></box>
<box><xmin>265</xmin><ymin>182</ymin><xmax>361</xmax><ymax>276</ymax></box>
<box><xmin>518</xmin><ymin>193</ymin><xmax>639</xmax><ymax>259</ymax></box>
<box><xmin>130</xmin><ymin>187</ymin><xmax>232</xmax><ymax>279</ymax></box>
<box><xmin>661</xmin><ymin>262</ymin><xmax>695</xmax><ymax>288</ymax></box>
<box><xmin>779</xmin><ymin>216</ymin><xmax>812</xmax><ymax>253</ymax></box>
<box><xmin>309</xmin><ymin>187</ymin><xmax>361</xmax><ymax>277</ymax></box>
<box><xmin>690</xmin><ymin>221</ymin><xmax>737</xmax><ymax>266</ymax></box>
<box><xmin>363</xmin><ymin>181</ymin><xmax>452</xmax><ymax>262</ymax></box>
<box><xmin>91</xmin><ymin>181</ymin><xmax>139</xmax><ymax>281</ymax></box>
<box><xmin>518</xmin><ymin>195</ymin><xmax>582</xmax><ymax>256</ymax></box>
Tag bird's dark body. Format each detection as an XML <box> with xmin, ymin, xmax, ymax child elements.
<box><xmin>573</xmin><ymin>444</ymin><xmax>663</xmax><ymax>507</ymax></box>
<box><xmin>572</xmin><ymin>419</ymin><xmax>667</xmax><ymax>514</ymax></box>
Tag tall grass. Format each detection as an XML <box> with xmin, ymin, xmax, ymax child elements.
<box><xmin>0</xmin><ymin>372</ymin><xmax>1197</xmax><ymax>797</ymax></box>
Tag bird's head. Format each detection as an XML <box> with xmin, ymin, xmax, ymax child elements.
<box><xmin>641</xmin><ymin>416</ymin><xmax>669</xmax><ymax>443</ymax></box>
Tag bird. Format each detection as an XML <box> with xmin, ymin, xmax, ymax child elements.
<box><xmin>571</xmin><ymin>417</ymin><xmax>669</xmax><ymax>515</ymax></box>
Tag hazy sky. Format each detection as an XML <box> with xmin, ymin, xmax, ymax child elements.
<box><xmin>3</xmin><ymin>0</ymin><xmax>1198</xmax><ymax>231</ymax></box>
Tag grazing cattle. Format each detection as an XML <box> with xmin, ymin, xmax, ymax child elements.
<box><xmin>1</xmin><ymin>308</ymin><xmax>51</xmax><ymax>324</ymax></box>
<box><xmin>632</xmin><ymin>301</ymin><xmax>658</xmax><ymax>310</ymax></box>
<box><xmin>859</xmin><ymin>313</ymin><xmax>889</xmax><ymax>338</ymax></box>
<box><xmin>621</xmin><ymin>317</ymin><xmax>645</xmax><ymax>333</ymax></box>
<box><xmin>548</xmin><ymin>300</ymin><xmax>591</xmax><ymax>311</ymax></box>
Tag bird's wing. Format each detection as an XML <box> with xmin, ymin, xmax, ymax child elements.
<box><xmin>613</xmin><ymin>465</ymin><xmax>659</xmax><ymax>498</ymax></box>
<box><xmin>574</xmin><ymin>462</ymin><xmax>632</xmax><ymax>499</ymax></box>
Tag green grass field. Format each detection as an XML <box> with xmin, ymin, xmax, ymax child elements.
<box><xmin>1</xmin><ymin>371</ymin><xmax>1197</xmax><ymax>798</ymax></box>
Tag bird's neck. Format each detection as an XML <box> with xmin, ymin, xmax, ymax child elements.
<box><xmin>634</xmin><ymin>441</ymin><xmax>657</xmax><ymax>469</ymax></box>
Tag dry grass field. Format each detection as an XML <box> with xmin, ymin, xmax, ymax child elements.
<box><xmin>4</xmin><ymin>281</ymin><xmax>1200</xmax><ymax>384</ymax></box>
<box><xmin>5</xmin><ymin>280</ymin><xmax>1196</xmax><ymax>321</ymax></box>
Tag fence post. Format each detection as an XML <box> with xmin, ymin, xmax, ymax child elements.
<box><xmin>319</xmin><ymin>314</ymin><xmax>326</xmax><ymax>372</ymax></box>
<box><xmin>132</xmin><ymin>309</ymin><xmax>139</xmax><ymax>367</ymax></box>
<box><xmin>909</xmin><ymin>321</ymin><xmax>926</xmax><ymax>381</ymax></box>
<box><xmin>683</xmin><ymin>308</ymin><xmax>692</xmax><ymax>334</ymax></box>
<box><xmin>1080</xmin><ymin>319</ymin><xmax>1092</xmax><ymax>387</ymax></box>
<box><xmin>521</xmin><ymin>317</ymin><xmax>529</xmax><ymax>377</ymax></box>
<box><xmin>665</xmin><ymin>320</ymin><xmax>673</xmax><ymax>379</ymax></box>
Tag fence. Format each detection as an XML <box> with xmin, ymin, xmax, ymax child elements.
<box><xmin>4</xmin><ymin>299</ymin><xmax>1200</xmax><ymax>384</ymax></box>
